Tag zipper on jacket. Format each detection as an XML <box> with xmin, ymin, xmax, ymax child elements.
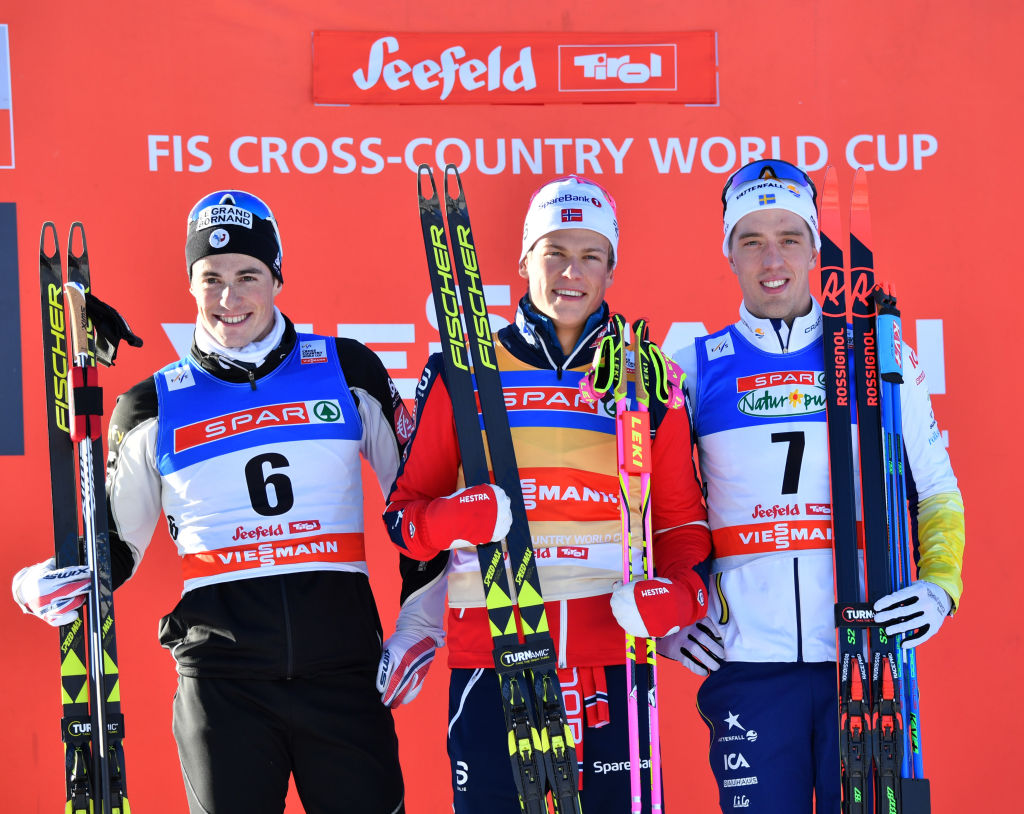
<box><xmin>208</xmin><ymin>351</ymin><xmax>259</xmax><ymax>390</ymax></box>
<box><xmin>793</xmin><ymin>558</ymin><xmax>803</xmax><ymax>662</ymax></box>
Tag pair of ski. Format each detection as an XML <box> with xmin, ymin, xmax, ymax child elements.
<box><xmin>39</xmin><ymin>224</ymin><xmax>130</xmax><ymax>814</ymax></box>
<box><xmin>819</xmin><ymin>168</ymin><xmax>928</xmax><ymax>814</ymax></box>
<box><xmin>417</xmin><ymin>165</ymin><xmax>580</xmax><ymax>814</ymax></box>
<box><xmin>579</xmin><ymin>314</ymin><xmax>686</xmax><ymax>814</ymax></box>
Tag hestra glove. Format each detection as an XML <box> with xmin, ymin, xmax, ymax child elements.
<box><xmin>610</xmin><ymin>576</ymin><xmax>702</xmax><ymax>638</ymax></box>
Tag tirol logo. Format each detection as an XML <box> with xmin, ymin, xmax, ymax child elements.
<box><xmin>560</xmin><ymin>44</ymin><xmax>677</xmax><ymax>90</ymax></box>
<box><xmin>289</xmin><ymin>520</ymin><xmax>321</xmax><ymax>534</ymax></box>
<box><xmin>535</xmin><ymin>546</ymin><xmax>590</xmax><ymax>560</ymax></box>
<box><xmin>735</xmin><ymin>370</ymin><xmax>826</xmax><ymax>417</ymax></box>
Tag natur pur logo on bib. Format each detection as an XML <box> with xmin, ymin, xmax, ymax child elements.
<box><xmin>734</xmin><ymin>370</ymin><xmax>826</xmax><ymax>417</ymax></box>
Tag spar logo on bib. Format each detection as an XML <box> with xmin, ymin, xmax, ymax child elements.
<box><xmin>734</xmin><ymin>370</ymin><xmax>826</xmax><ymax>418</ymax></box>
<box><xmin>173</xmin><ymin>400</ymin><xmax>344</xmax><ymax>452</ymax></box>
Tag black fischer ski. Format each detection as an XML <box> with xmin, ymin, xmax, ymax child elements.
<box><xmin>417</xmin><ymin>164</ymin><xmax>581</xmax><ymax>814</ymax></box>
<box><xmin>40</xmin><ymin>222</ymin><xmax>130</xmax><ymax>814</ymax></box>
<box><xmin>819</xmin><ymin>169</ymin><xmax>872</xmax><ymax>814</ymax></box>
<box><xmin>41</xmin><ymin>223</ymin><xmax>94</xmax><ymax>814</ymax></box>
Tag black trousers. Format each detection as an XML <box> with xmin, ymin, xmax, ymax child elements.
<box><xmin>172</xmin><ymin>670</ymin><xmax>404</xmax><ymax>813</ymax></box>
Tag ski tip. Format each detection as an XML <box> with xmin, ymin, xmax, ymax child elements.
<box><xmin>819</xmin><ymin>165</ymin><xmax>841</xmax><ymax>237</ymax></box>
<box><xmin>39</xmin><ymin>221</ymin><xmax>59</xmax><ymax>258</ymax></box>
<box><xmin>68</xmin><ymin>221</ymin><xmax>88</xmax><ymax>262</ymax></box>
<box><xmin>850</xmin><ymin>167</ymin><xmax>872</xmax><ymax>245</ymax></box>
<box><xmin>417</xmin><ymin>163</ymin><xmax>439</xmax><ymax>205</ymax></box>
<box><xmin>443</xmin><ymin>163</ymin><xmax>467</xmax><ymax>209</ymax></box>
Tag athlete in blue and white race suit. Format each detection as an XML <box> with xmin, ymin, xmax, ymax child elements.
<box><xmin>12</xmin><ymin>191</ymin><xmax>419</xmax><ymax>813</ymax></box>
<box><xmin>659</xmin><ymin>160</ymin><xmax>966</xmax><ymax>814</ymax></box>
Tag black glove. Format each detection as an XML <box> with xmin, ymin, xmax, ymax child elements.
<box><xmin>85</xmin><ymin>292</ymin><xmax>143</xmax><ymax>366</ymax></box>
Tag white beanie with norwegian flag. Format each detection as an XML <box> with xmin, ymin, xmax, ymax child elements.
<box><xmin>520</xmin><ymin>175</ymin><xmax>619</xmax><ymax>268</ymax></box>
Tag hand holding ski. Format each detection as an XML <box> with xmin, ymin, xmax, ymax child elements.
<box><xmin>610</xmin><ymin>576</ymin><xmax>688</xmax><ymax>638</ymax></box>
<box><xmin>11</xmin><ymin>558</ymin><xmax>91</xmax><ymax>626</ymax></box>
<box><xmin>656</xmin><ymin>619</ymin><xmax>725</xmax><ymax>677</ymax></box>
<box><xmin>873</xmin><ymin>581</ymin><xmax>951</xmax><ymax>649</ymax></box>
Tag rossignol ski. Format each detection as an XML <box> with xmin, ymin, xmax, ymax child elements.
<box><xmin>822</xmin><ymin>169</ymin><xmax>931</xmax><ymax>813</ymax></box>
<box><xmin>819</xmin><ymin>169</ymin><xmax>872</xmax><ymax>814</ymax></box>
<box><xmin>416</xmin><ymin>164</ymin><xmax>581</xmax><ymax>814</ymax></box>
<box><xmin>579</xmin><ymin>315</ymin><xmax>686</xmax><ymax>813</ymax></box>
<box><xmin>40</xmin><ymin>222</ymin><xmax>130</xmax><ymax>814</ymax></box>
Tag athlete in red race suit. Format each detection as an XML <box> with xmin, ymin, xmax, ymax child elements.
<box><xmin>377</xmin><ymin>176</ymin><xmax>711</xmax><ymax>813</ymax></box>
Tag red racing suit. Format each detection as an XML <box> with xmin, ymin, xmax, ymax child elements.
<box><xmin>385</xmin><ymin>299</ymin><xmax>711</xmax><ymax>670</ymax></box>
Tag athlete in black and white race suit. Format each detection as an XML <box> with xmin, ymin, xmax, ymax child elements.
<box><xmin>12</xmin><ymin>190</ymin><xmax>426</xmax><ymax>813</ymax></box>
<box><xmin>658</xmin><ymin>160</ymin><xmax>965</xmax><ymax>814</ymax></box>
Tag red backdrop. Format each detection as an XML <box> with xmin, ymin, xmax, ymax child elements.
<box><xmin>1</xmin><ymin>2</ymin><xmax>1015</xmax><ymax>811</ymax></box>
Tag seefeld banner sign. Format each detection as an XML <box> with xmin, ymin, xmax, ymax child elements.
<box><xmin>313</xmin><ymin>31</ymin><xmax>717</xmax><ymax>104</ymax></box>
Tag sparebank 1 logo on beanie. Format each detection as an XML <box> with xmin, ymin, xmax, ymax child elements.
<box><xmin>185</xmin><ymin>190</ymin><xmax>283</xmax><ymax>281</ymax></box>
<box><xmin>521</xmin><ymin>175</ymin><xmax>620</xmax><ymax>268</ymax></box>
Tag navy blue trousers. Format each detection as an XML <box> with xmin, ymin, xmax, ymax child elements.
<box><xmin>448</xmin><ymin>665</ymin><xmax>659</xmax><ymax>813</ymax></box>
<box><xmin>696</xmin><ymin>661</ymin><xmax>840</xmax><ymax>814</ymax></box>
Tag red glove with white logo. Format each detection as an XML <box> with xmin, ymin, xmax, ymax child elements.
<box><xmin>610</xmin><ymin>576</ymin><xmax>704</xmax><ymax>638</ymax></box>
<box><xmin>423</xmin><ymin>484</ymin><xmax>512</xmax><ymax>551</ymax></box>
<box><xmin>11</xmin><ymin>557</ymin><xmax>91</xmax><ymax>627</ymax></box>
